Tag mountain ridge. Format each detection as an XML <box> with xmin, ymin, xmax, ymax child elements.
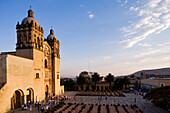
<box><xmin>128</xmin><ymin>67</ymin><xmax>170</xmax><ymax>77</ymax></box>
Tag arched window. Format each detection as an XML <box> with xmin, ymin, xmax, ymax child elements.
<box><xmin>34</xmin><ymin>39</ymin><xmax>37</xmax><ymax>48</ymax></box>
<box><xmin>57</xmin><ymin>74</ymin><xmax>59</xmax><ymax>79</ymax></box>
<box><xmin>37</xmin><ymin>37</ymin><xmax>40</xmax><ymax>49</ymax></box>
<box><xmin>45</xmin><ymin>59</ymin><xmax>47</xmax><ymax>68</ymax></box>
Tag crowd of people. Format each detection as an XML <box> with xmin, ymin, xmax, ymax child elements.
<box><xmin>21</xmin><ymin>95</ymin><xmax>71</xmax><ymax>112</ymax></box>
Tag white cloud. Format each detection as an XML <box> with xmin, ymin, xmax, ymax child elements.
<box><xmin>103</xmin><ymin>56</ymin><xmax>111</xmax><ymax>61</ymax></box>
<box><xmin>80</xmin><ymin>4</ymin><xmax>84</xmax><ymax>7</ymax></box>
<box><xmin>135</xmin><ymin>49</ymin><xmax>163</xmax><ymax>58</ymax></box>
<box><xmin>115</xmin><ymin>58</ymin><xmax>152</xmax><ymax>66</ymax></box>
<box><xmin>88</xmin><ymin>11</ymin><xmax>94</xmax><ymax>19</ymax></box>
<box><xmin>120</xmin><ymin>0</ymin><xmax>170</xmax><ymax>48</ymax></box>
<box><xmin>138</xmin><ymin>43</ymin><xmax>152</xmax><ymax>47</ymax></box>
<box><xmin>130</xmin><ymin>7</ymin><xmax>139</xmax><ymax>11</ymax></box>
<box><xmin>117</xmin><ymin>0</ymin><xmax>128</xmax><ymax>6</ymax></box>
<box><xmin>158</xmin><ymin>41</ymin><xmax>170</xmax><ymax>47</ymax></box>
<box><xmin>89</xmin><ymin>14</ymin><xmax>94</xmax><ymax>19</ymax></box>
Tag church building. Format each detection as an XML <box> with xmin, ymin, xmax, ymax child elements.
<box><xmin>0</xmin><ymin>9</ymin><xmax>64</xmax><ymax>112</ymax></box>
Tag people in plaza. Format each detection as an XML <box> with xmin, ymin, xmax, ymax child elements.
<box><xmin>20</xmin><ymin>94</ymin><xmax>71</xmax><ymax>112</ymax></box>
<box><xmin>39</xmin><ymin>101</ymin><xmax>41</xmax><ymax>106</ymax></box>
<box><xmin>134</xmin><ymin>98</ymin><xmax>136</xmax><ymax>103</ymax></box>
<box><xmin>40</xmin><ymin>106</ymin><xmax>44</xmax><ymax>112</ymax></box>
<box><xmin>49</xmin><ymin>99</ymin><xmax>51</xmax><ymax>104</ymax></box>
<box><xmin>46</xmin><ymin>105</ymin><xmax>48</xmax><ymax>111</ymax></box>
<box><xmin>35</xmin><ymin>102</ymin><xmax>37</xmax><ymax>107</ymax></box>
<box><xmin>55</xmin><ymin>99</ymin><xmax>57</xmax><ymax>105</ymax></box>
<box><xmin>22</xmin><ymin>104</ymin><xmax>24</xmax><ymax>110</ymax></box>
<box><xmin>105</xmin><ymin>95</ymin><xmax>107</xmax><ymax>102</ymax></box>
<box><xmin>27</xmin><ymin>101</ymin><xmax>30</xmax><ymax>107</ymax></box>
<box><xmin>24</xmin><ymin>104</ymin><xmax>28</xmax><ymax>110</ymax></box>
<box><xmin>29</xmin><ymin>105</ymin><xmax>32</xmax><ymax>111</ymax></box>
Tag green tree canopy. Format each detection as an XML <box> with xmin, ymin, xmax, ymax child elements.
<box><xmin>123</xmin><ymin>76</ymin><xmax>130</xmax><ymax>89</ymax></box>
<box><xmin>114</xmin><ymin>78</ymin><xmax>124</xmax><ymax>90</ymax></box>
<box><xmin>76</xmin><ymin>71</ymin><xmax>90</xmax><ymax>85</ymax></box>
<box><xmin>143</xmin><ymin>86</ymin><xmax>170</xmax><ymax>110</ymax></box>
<box><xmin>106</xmin><ymin>73</ymin><xmax>114</xmax><ymax>90</ymax></box>
<box><xmin>92</xmin><ymin>72</ymin><xmax>100</xmax><ymax>91</ymax></box>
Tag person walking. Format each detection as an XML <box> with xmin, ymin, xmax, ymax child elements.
<box><xmin>40</xmin><ymin>106</ymin><xmax>44</xmax><ymax>113</ymax></box>
<box><xmin>30</xmin><ymin>105</ymin><xmax>32</xmax><ymax>111</ymax></box>
<box><xmin>46</xmin><ymin>105</ymin><xmax>48</xmax><ymax>111</ymax></box>
<box><xmin>134</xmin><ymin>98</ymin><xmax>136</xmax><ymax>103</ymax></box>
<box><xmin>105</xmin><ymin>96</ymin><xmax>107</xmax><ymax>103</ymax></box>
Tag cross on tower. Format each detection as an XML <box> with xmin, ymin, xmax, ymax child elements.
<box><xmin>30</xmin><ymin>5</ymin><xmax>32</xmax><ymax>9</ymax></box>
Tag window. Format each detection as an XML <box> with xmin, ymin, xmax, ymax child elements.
<box><xmin>36</xmin><ymin>73</ymin><xmax>39</xmax><ymax>78</ymax></box>
<box><xmin>97</xmin><ymin>86</ymin><xmax>99</xmax><ymax>91</ymax></box>
<box><xmin>160</xmin><ymin>83</ymin><xmax>164</xmax><ymax>87</ymax></box>
<box><xmin>155</xmin><ymin>83</ymin><xmax>158</xmax><ymax>87</ymax></box>
<box><xmin>101</xmin><ymin>86</ymin><xmax>103</xmax><ymax>91</ymax></box>
<box><xmin>45</xmin><ymin>59</ymin><xmax>47</xmax><ymax>68</ymax></box>
<box><xmin>57</xmin><ymin>74</ymin><xmax>59</xmax><ymax>79</ymax></box>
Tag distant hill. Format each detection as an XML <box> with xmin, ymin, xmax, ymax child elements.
<box><xmin>129</xmin><ymin>67</ymin><xmax>170</xmax><ymax>77</ymax></box>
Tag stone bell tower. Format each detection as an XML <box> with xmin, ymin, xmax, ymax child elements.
<box><xmin>15</xmin><ymin>9</ymin><xmax>45</xmax><ymax>100</ymax></box>
<box><xmin>46</xmin><ymin>29</ymin><xmax>61</xmax><ymax>95</ymax></box>
<box><xmin>16</xmin><ymin>9</ymin><xmax>44</xmax><ymax>59</ymax></box>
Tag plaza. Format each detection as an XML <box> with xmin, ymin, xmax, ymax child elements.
<box><xmin>11</xmin><ymin>91</ymin><xmax>168</xmax><ymax>113</ymax></box>
<box><xmin>0</xmin><ymin>1</ymin><xmax>170</xmax><ymax>113</ymax></box>
<box><xmin>63</xmin><ymin>92</ymin><xmax>168</xmax><ymax>113</ymax></box>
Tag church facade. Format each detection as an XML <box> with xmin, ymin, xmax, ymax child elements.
<box><xmin>0</xmin><ymin>9</ymin><xmax>64</xmax><ymax>112</ymax></box>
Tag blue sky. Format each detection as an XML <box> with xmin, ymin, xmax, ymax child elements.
<box><xmin>0</xmin><ymin>0</ymin><xmax>170</xmax><ymax>77</ymax></box>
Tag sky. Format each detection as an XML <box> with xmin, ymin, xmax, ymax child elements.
<box><xmin>0</xmin><ymin>0</ymin><xmax>170</xmax><ymax>77</ymax></box>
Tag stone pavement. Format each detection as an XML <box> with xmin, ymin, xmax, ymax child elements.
<box><xmin>9</xmin><ymin>91</ymin><xmax>168</xmax><ymax>113</ymax></box>
<box><xmin>63</xmin><ymin>91</ymin><xmax>168</xmax><ymax>113</ymax></box>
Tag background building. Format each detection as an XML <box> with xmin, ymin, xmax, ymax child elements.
<box><xmin>141</xmin><ymin>78</ymin><xmax>170</xmax><ymax>90</ymax></box>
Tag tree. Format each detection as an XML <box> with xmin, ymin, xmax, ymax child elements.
<box><xmin>130</xmin><ymin>74</ymin><xmax>135</xmax><ymax>78</ymax></box>
<box><xmin>105</xmin><ymin>73</ymin><xmax>114</xmax><ymax>90</ymax></box>
<box><xmin>91</xmin><ymin>72</ymin><xmax>100</xmax><ymax>91</ymax></box>
<box><xmin>123</xmin><ymin>76</ymin><xmax>130</xmax><ymax>89</ymax></box>
<box><xmin>76</xmin><ymin>71</ymin><xmax>90</xmax><ymax>84</ymax></box>
<box><xmin>76</xmin><ymin>75</ymin><xmax>85</xmax><ymax>85</ymax></box>
<box><xmin>76</xmin><ymin>71</ymin><xmax>90</xmax><ymax>90</ymax></box>
<box><xmin>61</xmin><ymin>78</ymin><xmax>76</xmax><ymax>91</ymax></box>
<box><xmin>79</xmin><ymin>71</ymin><xmax>88</xmax><ymax>77</ymax></box>
<box><xmin>114</xmin><ymin>78</ymin><xmax>124</xmax><ymax>90</ymax></box>
<box><xmin>143</xmin><ymin>86</ymin><xmax>170</xmax><ymax>110</ymax></box>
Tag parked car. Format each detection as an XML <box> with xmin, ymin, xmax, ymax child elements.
<box><xmin>129</xmin><ymin>87</ymin><xmax>134</xmax><ymax>93</ymax></box>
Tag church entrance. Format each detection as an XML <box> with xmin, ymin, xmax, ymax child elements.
<box><xmin>26</xmin><ymin>88</ymin><xmax>34</xmax><ymax>104</ymax></box>
<box><xmin>12</xmin><ymin>89</ymin><xmax>24</xmax><ymax>109</ymax></box>
<box><xmin>45</xmin><ymin>85</ymin><xmax>49</xmax><ymax>98</ymax></box>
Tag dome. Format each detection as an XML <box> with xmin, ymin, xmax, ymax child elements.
<box><xmin>47</xmin><ymin>29</ymin><xmax>57</xmax><ymax>40</ymax></box>
<box><xmin>22</xmin><ymin>17</ymin><xmax>39</xmax><ymax>27</ymax></box>
<box><xmin>47</xmin><ymin>34</ymin><xmax>57</xmax><ymax>40</ymax></box>
<box><xmin>21</xmin><ymin>9</ymin><xmax>40</xmax><ymax>27</ymax></box>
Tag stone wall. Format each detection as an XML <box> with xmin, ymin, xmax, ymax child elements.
<box><xmin>0</xmin><ymin>54</ymin><xmax>34</xmax><ymax>113</ymax></box>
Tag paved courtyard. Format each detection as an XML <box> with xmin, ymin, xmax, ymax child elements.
<box><xmin>63</xmin><ymin>91</ymin><xmax>168</xmax><ymax>113</ymax></box>
<box><xmin>11</xmin><ymin>91</ymin><xmax>168</xmax><ymax>113</ymax></box>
